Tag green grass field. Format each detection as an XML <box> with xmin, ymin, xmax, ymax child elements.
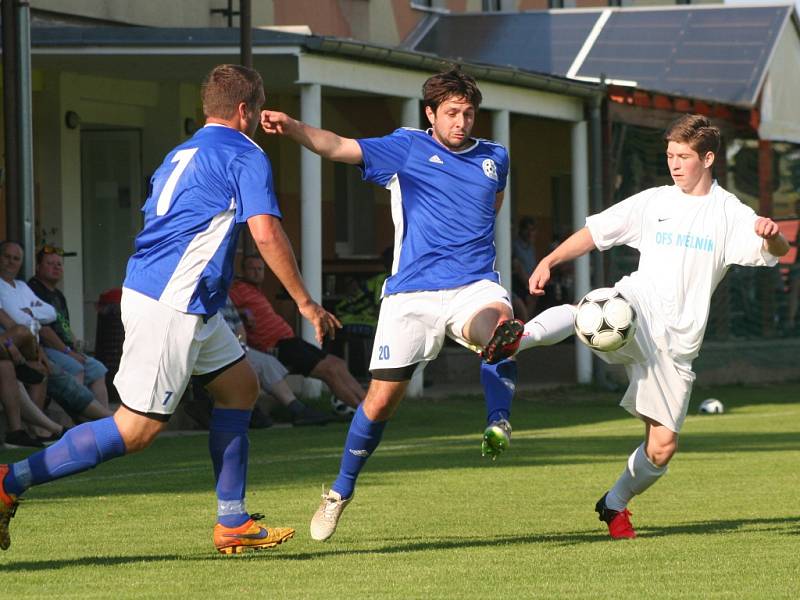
<box><xmin>3</xmin><ymin>382</ymin><xmax>799</xmax><ymax>599</ymax></box>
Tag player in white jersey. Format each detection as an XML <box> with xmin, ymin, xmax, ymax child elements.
<box><xmin>0</xmin><ymin>65</ymin><xmax>339</xmax><ymax>554</ymax></box>
<box><xmin>518</xmin><ymin>114</ymin><xmax>789</xmax><ymax>538</ymax></box>
<box><xmin>261</xmin><ymin>68</ymin><xmax>525</xmax><ymax>541</ymax></box>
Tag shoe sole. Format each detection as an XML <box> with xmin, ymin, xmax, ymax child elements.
<box><xmin>483</xmin><ymin>320</ymin><xmax>524</xmax><ymax>364</ymax></box>
<box><xmin>215</xmin><ymin>530</ymin><xmax>295</xmax><ymax>555</ymax></box>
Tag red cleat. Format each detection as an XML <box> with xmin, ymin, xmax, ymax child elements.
<box><xmin>595</xmin><ymin>493</ymin><xmax>636</xmax><ymax>539</ymax></box>
<box><xmin>482</xmin><ymin>319</ymin><xmax>524</xmax><ymax>364</ymax></box>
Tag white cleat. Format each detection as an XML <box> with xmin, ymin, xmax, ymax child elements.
<box><xmin>310</xmin><ymin>487</ymin><xmax>352</xmax><ymax>541</ymax></box>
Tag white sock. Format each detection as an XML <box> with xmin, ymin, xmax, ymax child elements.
<box><xmin>517</xmin><ymin>304</ymin><xmax>577</xmax><ymax>353</ymax></box>
<box><xmin>605</xmin><ymin>443</ymin><xmax>667</xmax><ymax>511</ymax></box>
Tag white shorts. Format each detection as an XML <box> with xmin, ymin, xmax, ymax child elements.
<box><xmin>114</xmin><ymin>288</ymin><xmax>244</xmax><ymax>418</ymax></box>
<box><xmin>369</xmin><ymin>279</ymin><xmax>511</xmax><ymax>372</ymax></box>
<box><xmin>593</xmin><ymin>293</ymin><xmax>695</xmax><ymax>433</ymax></box>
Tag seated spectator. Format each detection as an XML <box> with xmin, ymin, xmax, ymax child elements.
<box><xmin>0</xmin><ymin>328</ymin><xmax>65</xmax><ymax>448</ymax></box>
<box><xmin>28</xmin><ymin>245</ymin><xmax>110</xmax><ymax>408</ymax></box>
<box><xmin>184</xmin><ymin>296</ymin><xmax>332</xmax><ymax>428</ymax></box>
<box><xmin>230</xmin><ymin>255</ymin><xmax>364</xmax><ymax>410</ymax></box>
<box><xmin>512</xmin><ymin>216</ymin><xmax>538</xmax><ymax>321</ymax></box>
<box><xmin>0</xmin><ymin>241</ymin><xmax>112</xmax><ymax>423</ymax></box>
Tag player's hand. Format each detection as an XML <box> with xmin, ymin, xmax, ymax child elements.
<box><xmin>260</xmin><ymin>110</ymin><xmax>295</xmax><ymax>136</ymax></box>
<box><xmin>68</xmin><ymin>350</ymin><xmax>86</xmax><ymax>364</ymax></box>
<box><xmin>754</xmin><ymin>217</ymin><xmax>780</xmax><ymax>240</ymax></box>
<box><xmin>298</xmin><ymin>301</ymin><xmax>342</xmax><ymax>344</ymax></box>
<box><xmin>529</xmin><ymin>262</ymin><xmax>551</xmax><ymax>296</ymax></box>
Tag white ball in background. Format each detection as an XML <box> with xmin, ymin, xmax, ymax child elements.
<box><xmin>698</xmin><ymin>398</ymin><xmax>725</xmax><ymax>414</ymax></box>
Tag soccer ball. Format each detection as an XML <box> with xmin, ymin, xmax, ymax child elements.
<box><xmin>574</xmin><ymin>288</ymin><xmax>637</xmax><ymax>352</ymax></box>
<box><xmin>330</xmin><ymin>395</ymin><xmax>356</xmax><ymax>418</ymax></box>
<box><xmin>698</xmin><ymin>398</ymin><xmax>724</xmax><ymax>414</ymax></box>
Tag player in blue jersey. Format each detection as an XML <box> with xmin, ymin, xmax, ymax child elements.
<box><xmin>261</xmin><ymin>67</ymin><xmax>525</xmax><ymax>541</ymax></box>
<box><xmin>0</xmin><ymin>64</ymin><xmax>339</xmax><ymax>554</ymax></box>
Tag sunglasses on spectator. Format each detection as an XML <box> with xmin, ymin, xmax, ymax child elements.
<box><xmin>40</xmin><ymin>245</ymin><xmax>64</xmax><ymax>256</ymax></box>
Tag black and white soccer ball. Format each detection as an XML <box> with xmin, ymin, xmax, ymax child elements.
<box><xmin>698</xmin><ymin>398</ymin><xmax>724</xmax><ymax>414</ymax></box>
<box><xmin>574</xmin><ymin>287</ymin><xmax>637</xmax><ymax>352</ymax></box>
<box><xmin>330</xmin><ymin>395</ymin><xmax>356</xmax><ymax>418</ymax></box>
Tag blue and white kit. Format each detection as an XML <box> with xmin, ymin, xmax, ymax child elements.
<box><xmin>357</xmin><ymin>128</ymin><xmax>511</xmax><ymax>371</ymax></box>
<box><xmin>123</xmin><ymin>123</ymin><xmax>282</xmax><ymax>318</ymax></box>
<box><xmin>117</xmin><ymin>124</ymin><xmax>281</xmax><ymax>416</ymax></box>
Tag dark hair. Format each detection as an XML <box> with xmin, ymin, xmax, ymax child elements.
<box><xmin>242</xmin><ymin>254</ymin><xmax>264</xmax><ymax>266</ymax></box>
<box><xmin>422</xmin><ymin>67</ymin><xmax>482</xmax><ymax>114</ymax></box>
<box><xmin>201</xmin><ymin>64</ymin><xmax>265</xmax><ymax>120</ymax></box>
<box><xmin>518</xmin><ymin>216</ymin><xmax>536</xmax><ymax>234</ymax></box>
<box><xmin>664</xmin><ymin>114</ymin><xmax>720</xmax><ymax>157</ymax></box>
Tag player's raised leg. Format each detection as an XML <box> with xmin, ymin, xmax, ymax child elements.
<box><xmin>461</xmin><ymin>299</ymin><xmax>519</xmax><ymax>458</ymax></box>
<box><xmin>205</xmin><ymin>359</ymin><xmax>295</xmax><ymax>554</ymax></box>
<box><xmin>596</xmin><ymin>419</ymin><xmax>675</xmax><ymax>539</ymax></box>
<box><xmin>311</xmin><ymin>377</ymin><xmax>406</xmax><ymax>541</ymax></box>
<box><xmin>516</xmin><ymin>304</ymin><xmax>577</xmax><ymax>354</ymax></box>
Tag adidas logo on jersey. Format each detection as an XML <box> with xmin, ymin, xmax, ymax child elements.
<box><xmin>428</xmin><ymin>154</ymin><xmax>444</xmax><ymax>164</ymax></box>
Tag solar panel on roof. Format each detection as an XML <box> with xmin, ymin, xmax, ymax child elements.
<box><xmin>576</xmin><ymin>6</ymin><xmax>788</xmax><ymax>105</ymax></box>
<box><xmin>412</xmin><ymin>12</ymin><xmax>599</xmax><ymax>76</ymax></box>
<box><xmin>410</xmin><ymin>6</ymin><xmax>791</xmax><ymax>107</ymax></box>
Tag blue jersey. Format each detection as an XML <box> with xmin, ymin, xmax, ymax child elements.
<box><xmin>123</xmin><ymin>124</ymin><xmax>281</xmax><ymax>317</ymax></box>
<box><xmin>358</xmin><ymin>128</ymin><xmax>508</xmax><ymax>295</ymax></box>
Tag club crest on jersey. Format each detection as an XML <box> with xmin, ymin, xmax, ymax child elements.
<box><xmin>482</xmin><ymin>158</ymin><xmax>498</xmax><ymax>181</ymax></box>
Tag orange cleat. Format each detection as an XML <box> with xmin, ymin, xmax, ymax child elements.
<box><xmin>0</xmin><ymin>464</ymin><xmax>20</xmax><ymax>551</ymax></box>
<box><xmin>213</xmin><ymin>513</ymin><xmax>295</xmax><ymax>555</ymax></box>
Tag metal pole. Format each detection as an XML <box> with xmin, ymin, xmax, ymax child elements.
<box><xmin>492</xmin><ymin>109</ymin><xmax>512</xmax><ymax>297</ymax></box>
<box><xmin>300</xmin><ymin>84</ymin><xmax>322</xmax><ymax>346</ymax></box>
<box><xmin>17</xmin><ymin>0</ymin><xmax>35</xmax><ymax>277</ymax></box>
<box><xmin>239</xmin><ymin>0</ymin><xmax>252</xmax><ymax>68</ymax></box>
<box><xmin>2</xmin><ymin>0</ymin><xmax>19</xmax><ymax>242</ymax></box>
<box><xmin>571</xmin><ymin>120</ymin><xmax>592</xmax><ymax>384</ymax></box>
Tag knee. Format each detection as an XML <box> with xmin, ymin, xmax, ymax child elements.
<box><xmin>314</xmin><ymin>355</ymin><xmax>342</xmax><ymax>378</ymax></box>
<box><xmin>118</xmin><ymin>423</ymin><xmax>161</xmax><ymax>453</ymax></box>
<box><xmin>647</xmin><ymin>438</ymin><xmax>677</xmax><ymax>467</ymax></box>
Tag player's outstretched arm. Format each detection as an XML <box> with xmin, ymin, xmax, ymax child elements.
<box><xmin>247</xmin><ymin>214</ymin><xmax>342</xmax><ymax>343</ymax></box>
<box><xmin>529</xmin><ymin>227</ymin><xmax>596</xmax><ymax>296</ymax></box>
<box><xmin>260</xmin><ymin>110</ymin><xmax>363</xmax><ymax>164</ymax></box>
<box><xmin>754</xmin><ymin>217</ymin><xmax>790</xmax><ymax>257</ymax></box>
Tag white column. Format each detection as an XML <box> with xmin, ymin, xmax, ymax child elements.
<box><xmin>401</xmin><ymin>97</ymin><xmax>420</xmax><ymax>128</ymax></box>
<box><xmin>492</xmin><ymin>109</ymin><xmax>512</xmax><ymax>297</ymax></box>
<box><xmin>571</xmin><ymin>120</ymin><xmax>592</xmax><ymax>384</ymax></box>
<box><xmin>401</xmin><ymin>96</ymin><xmax>427</xmax><ymax>398</ymax></box>
<box><xmin>299</xmin><ymin>84</ymin><xmax>323</xmax><ymax>347</ymax></box>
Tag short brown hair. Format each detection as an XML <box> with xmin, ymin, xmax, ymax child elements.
<box><xmin>201</xmin><ymin>64</ymin><xmax>265</xmax><ymax>120</ymax></box>
<box><xmin>422</xmin><ymin>67</ymin><xmax>482</xmax><ymax>114</ymax></box>
<box><xmin>664</xmin><ymin>114</ymin><xmax>720</xmax><ymax>157</ymax></box>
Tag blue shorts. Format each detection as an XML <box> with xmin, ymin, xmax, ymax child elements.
<box><xmin>44</xmin><ymin>348</ymin><xmax>108</xmax><ymax>384</ymax></box>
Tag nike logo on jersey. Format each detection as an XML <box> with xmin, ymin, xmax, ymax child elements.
<box><xmin>657</xmin><ymin>217</ymin><xmax>671</xmax><ymax>222</ymax></box>
<box><xmin>428</xmin><ymin>154</ymin><xmax>444</xmax><ymax>164</ymax></box>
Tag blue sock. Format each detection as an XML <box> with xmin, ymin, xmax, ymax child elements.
<box><xmin>331</xmin><ymin>404</ymin><xmax>387</xmax><ymax>499</ymax></box>
<box><xmin>209</xmin><ymin>408</ymin><xmax>252</xmax><ymax>528</ymax></box>
<box><xmin>481</xmin><ymin>359</ymin><xmax>517</xmax><ymax>424</ymax></box>
<box><xmin>4</xmin><ymin>418</ymin><xmax>126</xmax><ymax>497</ymax></box>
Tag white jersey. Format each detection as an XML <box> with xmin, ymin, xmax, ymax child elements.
<box><xmin>586</xmin><ymin>182</ymin><xmax>777</xmax><ymax>363</ymax></box>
